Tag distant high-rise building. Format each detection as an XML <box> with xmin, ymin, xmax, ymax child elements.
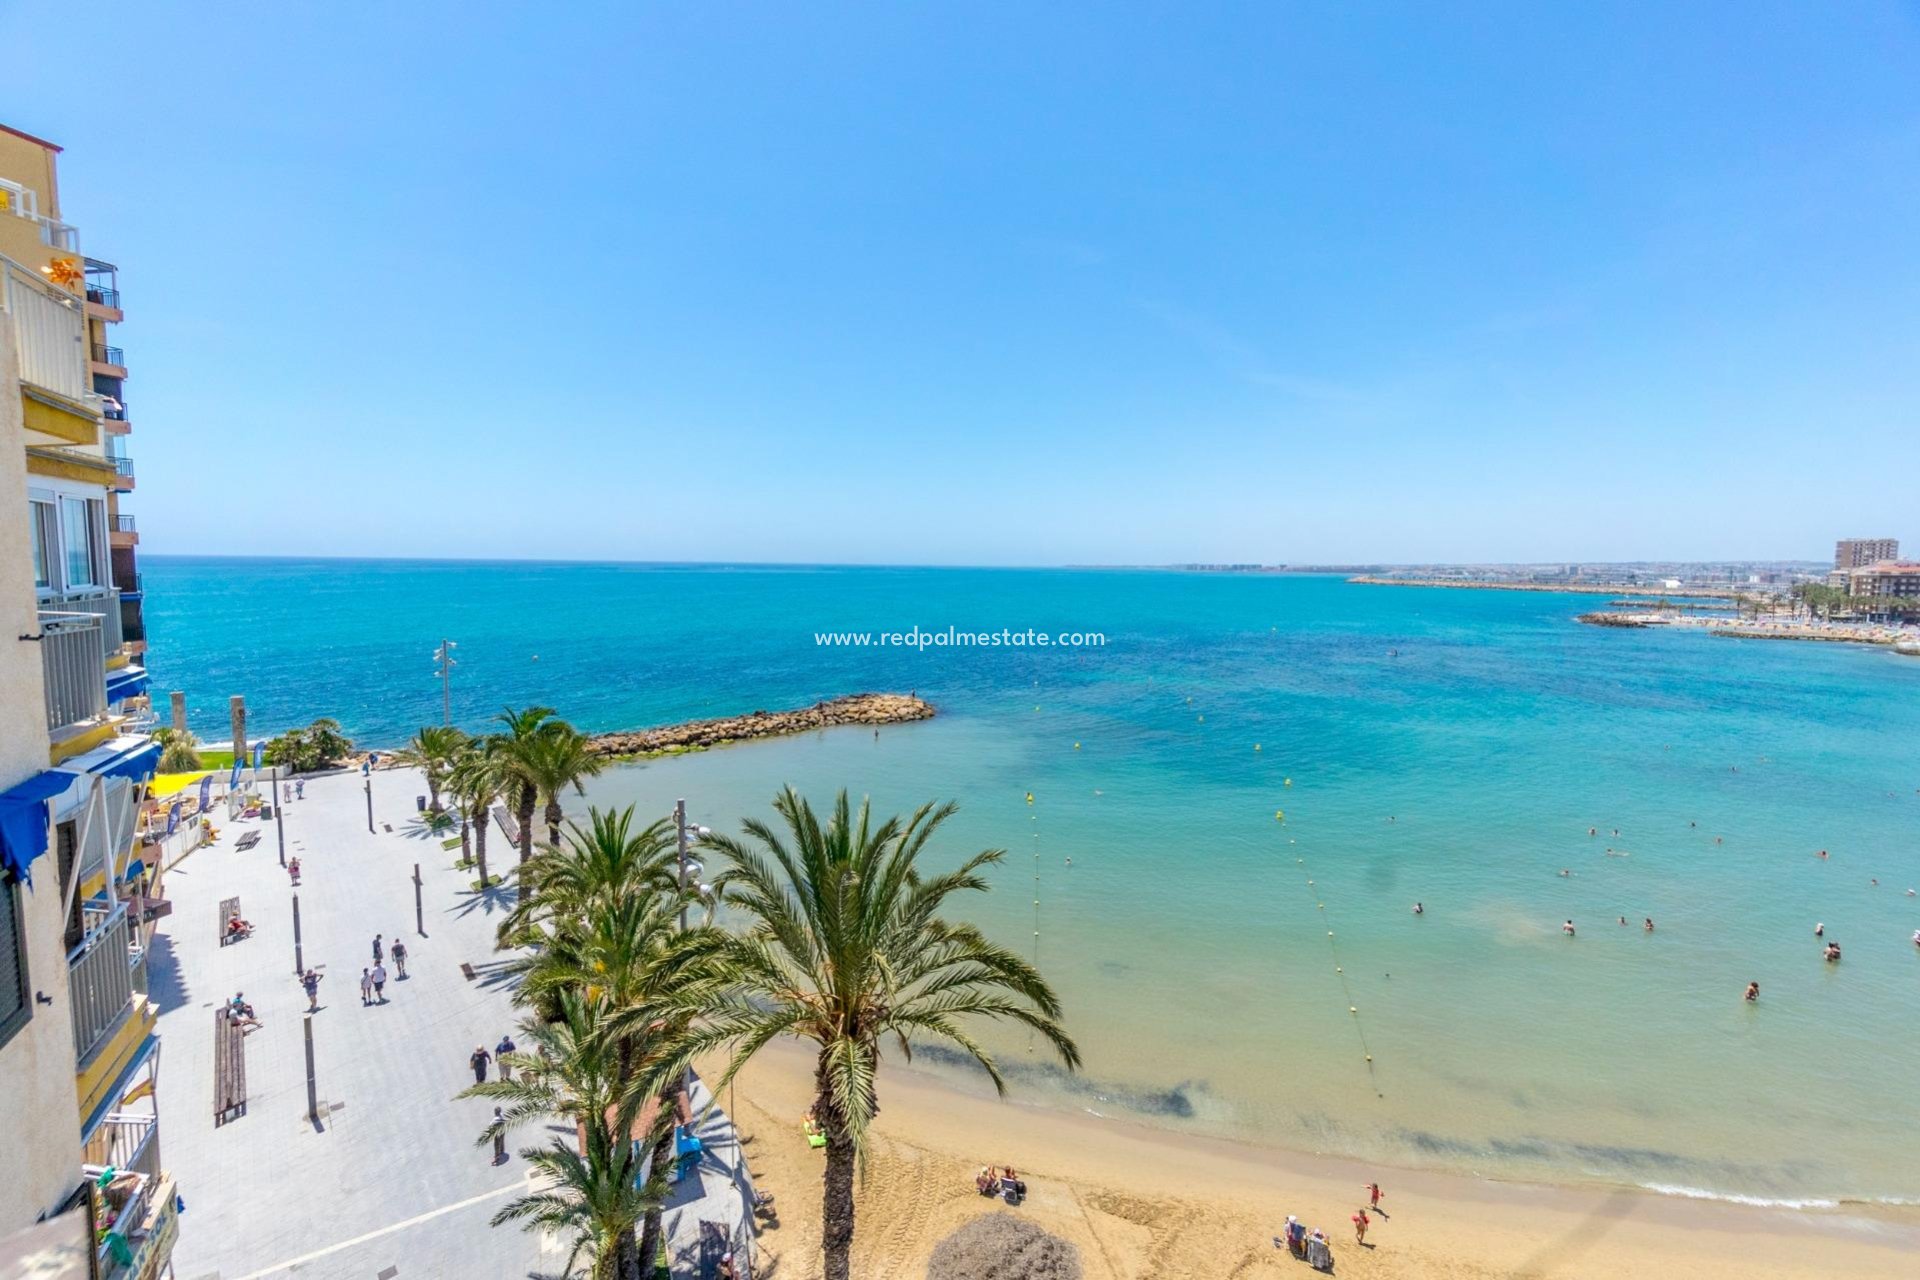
<box><xmin>1835</xmin><ymin>538</ymin><xmax>1898</xmax><ymax>570</ymax></box>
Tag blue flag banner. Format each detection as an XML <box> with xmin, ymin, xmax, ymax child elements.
<box><xmin>198</xmin><ymin>774</ymin><xmax>212</xmax><ymax>811</ymax></box>
<box><xmin>228</xmin><ymin>758</ymin><xmax>242</xmax><ymax>788</ymax></box>
<box><xmin>165</xmin><ymin>802</ymin><xmax>181</xmax><ymax>837</ymax></box>
<box><xmin>252</xmin><ymin>742</ymin><xmax>264</xmax><ymax>771</ymax></box>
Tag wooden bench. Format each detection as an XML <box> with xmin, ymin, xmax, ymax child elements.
<box><xmin>218</xmin><ymin>896</ymin><xmax>246</xmax><ymax>946</ymax></box>
<box><xmin>214</xmin><ymin>1006</ymin><xmax>248</xmax><ymax>1125</ymax></box>
<box><xmin>235</xmin><ymin>830</ymin><xmax>262</xmax><ymax>851</ymax></box>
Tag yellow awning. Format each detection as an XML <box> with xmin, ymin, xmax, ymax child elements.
<box><xmin>150</xmin><ymin>771</ymin><xmax>213</xmax><ymax>799</ymax></box>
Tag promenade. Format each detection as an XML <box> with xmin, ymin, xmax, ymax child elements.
<box><xmin>148</xmin><ymin>764</ymin><xmax>756</xmax><ymax>1279</ymax></box>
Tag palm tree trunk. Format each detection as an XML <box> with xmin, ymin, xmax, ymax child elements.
<box><xmin>545</xmin><ymin>796</ymin><xmax>564</xmax><ymax>851</ymax></box>
<box><xmin>516</xmin><ymin>783</ymin><xmax>537</xmax><ymax>866</ymax></box>
<box><xmin>426</xmin><ymin>770</ymin><xmax>443</xmax><ymax>814</ymax></box>
<box><xmin>816</xmin><ymin>1063</ymin><xmax>857</xmax><ymax>1280</ymax></box>
<box><xmin>472</xmin><ymin>804</ymin><xmax>490</xmax><ymax>888</ymax></box>
<box><xmin>458</xmin><ymin>808</ymin><xmax>471</xmax><ymax>866</ymax></box>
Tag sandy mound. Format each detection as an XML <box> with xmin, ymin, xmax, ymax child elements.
<box><xmin>927</xmin><ymin>1212</ymin><xmax>1083</xmax><ymax>1280</ymax></box>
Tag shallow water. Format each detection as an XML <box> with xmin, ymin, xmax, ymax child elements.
<box><xmin>147</xmin><ymin>559</ymin><xmax>1920</xmax><ymax>1200</ymax></box>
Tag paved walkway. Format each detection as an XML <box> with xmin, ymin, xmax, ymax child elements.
<box><xmin>153</xmin><ymin>766</ymin><xmax>561</xmax><ymax>1280</ymax></box>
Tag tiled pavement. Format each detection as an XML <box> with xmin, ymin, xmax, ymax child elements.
<box><xmin>152</xmin><ymin>767</ymin><xmax>567</xmax><ymax>1280</ymax></box>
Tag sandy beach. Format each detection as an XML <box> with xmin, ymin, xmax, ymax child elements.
<box><xmin>714</xmin><ymin>1041</ymin><xmax>1920</xmax><ymax>1279</ymax></box>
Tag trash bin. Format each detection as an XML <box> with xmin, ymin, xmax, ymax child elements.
<box><xmin>416</xmin><ymin>795</ymin><xmax>427</xmax><ymax>812</ymax></box>
<box><xmin>259</xmin><ymin>803</ymin><xmax>273</xmax><ymax>820</ymax></box>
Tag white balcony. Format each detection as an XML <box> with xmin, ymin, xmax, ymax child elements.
<box><xmin>2</xmin><ymin>251</ymin><xmax>93</xmax><ymax>404</ymax></box>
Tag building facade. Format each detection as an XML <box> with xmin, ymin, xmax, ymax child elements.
<box><xmin>1</xmin><ymin>122</ymin><xmax>176</xmax><ymax>1280</ymax></box>
<box><xmin>1834</xmin><ymin>537</ymin><xmax>1899</xmax><ymax>570</ymax></box>
<box><xmin>1843</xmin><ymin>561</ymin><xmax>1920</xmax><ymax>601</ymax></box>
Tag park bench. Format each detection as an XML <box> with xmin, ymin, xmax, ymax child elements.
<box><xmin>214</xmin><ymin>1006</ymin><xmax>248</xmax><ymax>1125</ymax></box>
<box><xmin>218</xmin><ymin>896</ymin><xmax>246</xmax><ymax>946</ymax></box>
<box><xmin>235</xmin><ymin>830</ymin><xmax>262</xmax><ymax>851</ymax></box>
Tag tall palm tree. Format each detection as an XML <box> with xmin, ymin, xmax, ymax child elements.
<box><xmin>692</xmin><ymin>787</ymin><xmax>1080</xmax><ymax>1280</ymax></box>
<box><xmin>394</xmin><ymin>724</ymin><xmax>469</xmax><ymax>814</ymax></box>
<box><xmin>466</xmin><ymin>994</ymin><xmax>665</xmax><ymax>1280</ymax></box>
<box><xmin>446</xmin><ymin>742</ymin><xmax>505</xmax><ymax>889</ymax></box>
<box><xmin>492</xmin><ymin>705</ymin><xmax>557</xmax><ymax>867</ymax></box>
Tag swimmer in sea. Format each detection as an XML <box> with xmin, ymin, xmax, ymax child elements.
<box><xmin>1589</xmin><ymin>827</ymin><xmax>1597</xmax><ymax>836</ymax></box>
<box><xmin>1745</xmin><ymin>982</ymin><xmax>1760</xmax><ymax>1002</ymax></box>
<box><xmin>1817</xmin><ymin>850</ymin><xmax>1828</xmax><ymax>859</ymax></box>
<box><xmin>1563</xmin><ymin>920</ymin><xmax>1576</xmax><ymax>936</ymax></box>
<box><xmin>1715</xmin><ymin>836</ymin><xmax>1723</xmax><ymax>844</ymax></box>
<box><xmin>1560</xmin><ymin>868</ymin><xmax>1571</xmax><ymax>877</ymax></box>
<box><xmin>1412</xmin><ymin>902</ymin><xmax>1424</xmax><ymax>915</ymax></box>
<box><xmin>1814</xmin><ymin>922</ymin><xmax>1824</xmax><ymax>937</ymax></box>
<box><xmin>1824</xmin><ymin>941</ymin><xmax>1842</xmax><ymax>962</ymax></box>
<box><xmin>1644</xmin><ymin>918</ymin><xmax>1654</xmax><ymax>932</ymax></box>
<box><xmin>1618</xmin><ymin>916</ymin><xmax>1629</xmax><ymax>926</ymax></box>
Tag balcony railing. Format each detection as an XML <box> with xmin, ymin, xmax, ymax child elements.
<box><xmin>44</xmin><ymin>586</ymin><xmax>125</xmax><ymax>652</ymax></box>
<box><xmin>113</xmin><ymin>514</ymin><xmax>137</xmax><ymax>532</ymax></box>
<box><xmin>87</xmin><ymin>284</ymin><xmax>122</xmax><ymax>309</ymax></box>
<box><xmin>92</xmin><ymin>343</ymin><xmax>125</xmax><ymax>367</ymax></box>
<box><xmin>69</xmin><ymin>900</ymin><xmax>135</xmax><ymax>1062</ymax></box>
<box><xmin>86</xmin><ymin>1113</ymin><xmax>160</xmax><ymax>1181</ymax></box>
<box><xmin>110</xmin><ymin>455</ymin><xmax>135</xmax><ymax>480</ymax></box>
<box><xmin>40</xmin><ymin>609</ymin><xmax>108</xmax><ymax>732</ymax></box>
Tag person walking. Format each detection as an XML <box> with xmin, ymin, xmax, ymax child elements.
<box><xmin>372</xmin><ymin>934</ymin><xmax>384</xmax><ymax>965</ymax></box>
<box><xmin>1365</xmin><ymin>1181</ymin><xmax>1384</xmax><ymax>1216</ymax></box>
<box><xmin>287</xmin><ymin>857</ymin><xmax>301</xmax><ymax>887</ymax></box>
<box><xmin>469</xmin><ymin>1044</ymin><xmax>492</xmax><ymax>1084</ymax></box>
<box><xmin>496</xmin><ymin>1033</ymin><xmax>516</xmax><ymax>1081</ymax></box>
<box><xmin>295</xmin><ymin>777</ymin><xmax>305</xmax><ymax>800</ymax></box>
<box><xmin>359</xmin><ymin>968</ymin><xmax>374</xmax><ymax>1006</ymax></box>
<box><xmin>1352</xmin><ymin>1207</ymin><xmax>1370</xmax><ymax>1245</ymax></box>
<box><xmin>491</xmin><ymin>1106</ymin><xmax>508</xmax><ymax>1164</ymax></box>
<box><xmin>301</xmin><ymin>968</ymin><xmax>323</xmax><ymax>1011</ymax></box>
<box><xmin>390</xmin><ymin>938</ymin><xmax>408</xmax><ymax>979</ymax></box>
<box><xmin>371</xmin><ymin>962</ymin><xmax>388</xmax><ymax>1002</ymax></box>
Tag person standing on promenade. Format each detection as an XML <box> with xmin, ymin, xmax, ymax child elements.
<box><xmin>371</xmin><ymin>962</ymin><xmax>388</xmax><ymax>1002</ymax></box>
<box><xmin>302</xmin><ymin>968</ymin><xmax>322</xmax><ymax>1011</ymax></box>
<box><xmin>390</xmin><ymin>938</ymin><xmax>408</xmax><ymax>978</ymax></box>
<box><xmin>372</xmin><ymin>934</ymin><xmax>383</xmax><ymax>965</ymax></box>
<box><xmin>496</xmin><ymin>1033</ymin><xmax>516</xmax><ymax>1081</ymax></box>
<box><xmin>470</xmin><ymin>1044</ymin><xmax>492</xmax><ymax>1084</ymax></box>
<box><xmin>490</xmin><ymin>1106</ymin><xmax>508</xmax><ymax>1164</ymax></box>
<box><xmin>359</xmin><ymin>968</ymin><xmax>374</xmax><ymax>1006</ymax></box>
<box><xmin>295</xmin><ymin>778</ymin><xmax>304</xmax><ymax>800</ymax></box>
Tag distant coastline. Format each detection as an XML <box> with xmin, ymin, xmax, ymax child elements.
<box><xmin>1352</xmin><ymin>575</ymin><xmax>1733</xmax><ymax>599</ymax></box>
<box><xmin>586</xmin><ymin>692</ymin><xmax>933</xmax><ymax>759</ymax></box>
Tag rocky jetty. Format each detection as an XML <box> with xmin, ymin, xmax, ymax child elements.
<box><xmin>588</xmin><ymin>693</ymin><xmax>934</xmax><ymax>758</ymax></box>
<box><xmin>1578</xmin><ymin>611</ymin><xmax>1650</xmax><ymax>627</ymax></box>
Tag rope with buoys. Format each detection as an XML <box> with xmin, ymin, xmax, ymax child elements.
<box><xmin>1283</xmin><ymin>812</ymin><xmax>1384</xmax><ymax>1098</ymax></box>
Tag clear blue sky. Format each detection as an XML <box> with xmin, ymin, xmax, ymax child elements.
<box><xmin>6</xmin><ymin>2</ymin><xmax>1918</xmax><ymax>565</ymax></box>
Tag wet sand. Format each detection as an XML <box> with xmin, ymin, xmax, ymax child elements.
<box><xmin>714</xmin><ymin>1040</ymin><xmax>1920</xmax><ymax>1279</ymax></box>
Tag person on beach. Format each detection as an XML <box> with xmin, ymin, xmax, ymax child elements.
<box><xmin>1745</xmin><ymin>982</ymin><xmax>1760</xmax><ymax>1001</ymax></box>
<box><xmin>391</xmin><ymin>939</ymin><xmax>408</xmax><ymax>978</ymax></box>
<box><xmin>470</xmin><ymin>1044</ymin><xmax>492</xmax><ymax>1083</ymax></box>
<box><xmin>302</xmin><ymin>968</ymin><xmax>322</xmax><ymax>1011</ymax></box>
<box><xmin>496</xmin><ymin>1033</ymin><xmax>516</xmax><ymax>1081</ymax></box>
<box><xmin>360</xmin><ymin>968</ymin><xmax>374</xmax><ymax>1005</ymax></box>
<box><xmin>1352</xmin><ymin>1207</ymin><xmax>1370</xmax><ymax>1244</ymax></box>
<box><xmin>371</xmin><ymin>962</ymin><xmax>388</xmax><ymax>1002</ymax></box>
<box><xmin>1365</xmin><ymin>1182</ymin><xmax>1384</xmax><ymax>1213</ymax></box>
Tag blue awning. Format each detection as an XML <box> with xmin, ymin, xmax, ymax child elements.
<box><xmin>80</xmin><ymin>1031</ymin><xmax>158</xmax><ymax>1141</ymax></box>
<box><xmin>105</xmin><ymin>668</ymin><xmax>150</xmax><ymax>703</ymax></box>
<box><xmin>58</xmin><ymin>737</ymin><xmax>162</xmax><ymax>785</ymax></box>
<box><xmin>0</xmin><ymin>771</ymin><xmax>71</xmax><ymax>885</ymax></box>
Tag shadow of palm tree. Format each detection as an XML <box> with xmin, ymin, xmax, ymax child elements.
<box><xmin>142</xmin><ymin>930</ymin><xmax>191</xmax><ymax>1014</ymax></box>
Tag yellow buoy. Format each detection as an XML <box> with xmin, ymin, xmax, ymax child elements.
<box><xmin>1275</xmin><ymin>809</ymin><xmax>1285</xmax><ymax>821</ymax></box>
<box><xmin>1073</xmin><ymin>742</ymin><xmax>1080</xmax><ymax>750</ymax></box>
<box><xmin>1025</xmin><ymin>792</ymin><xmax>1034</xmax><ymax>805</ymax></box>
<box><xmin>1284</xmin><ymin>777</ymin><xmax>1292</xmax><ymax>787</ymax></box>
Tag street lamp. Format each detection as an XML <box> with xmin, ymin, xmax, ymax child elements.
<box><xmin>432</xmin><ymin>639</ymin><xmax>457</xmax><ymax>726</ymax></box>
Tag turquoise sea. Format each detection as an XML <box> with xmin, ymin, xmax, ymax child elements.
<box><xmin>144</xmin><ymin>557</ymin><xmax>1920</xmax><ymax>1204</ymax></box>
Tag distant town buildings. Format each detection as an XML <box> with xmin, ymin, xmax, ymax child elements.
<box><xmin>1834</xmin><ymin>538</ymin><xmax>1899</xmax><ymax>571</ymax></box>
<box><xmin>1841</xmin><ymin>561</ymin><xmax>1920</xmax><ymax>601</ymax></box>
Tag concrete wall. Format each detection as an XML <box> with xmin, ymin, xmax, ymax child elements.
<box><xmin>0</xmin><ymin>126</ymin><xmax>66</xmax><ymax>271</ymax></box>
<box><xmin>0</xmin><ymin>321</ymin><xmax>84</xmax><ymax>1230</ymax></box>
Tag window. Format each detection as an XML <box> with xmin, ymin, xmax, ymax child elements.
<box><xmin>0</xmin><ymin>871</ymin><xmax>30</xmax><ymax>1050</ymax></box>
<box><xmin>29</xmin><ymin>501</ymin><xmax>54</xmax><ymax>590</ymax></box>
<box><xmin>60</xmin><ymin>497</ymin><xmax>96</xmax><ymax>589</ymax></box>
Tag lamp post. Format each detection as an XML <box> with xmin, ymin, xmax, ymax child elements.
<box><xmin>363</xmin><ymin>758</ymin><xmax>374</xmax><ymax>834</ymax></box>
<box><xmin>433</xmin><ymin>639</ymin><xmax>457</xmax><ymax>727</ymax></box>
<box><xmin>672</xmin><ymin>799</ymin><xmax>711</xmax><ymax>933</ymax></box>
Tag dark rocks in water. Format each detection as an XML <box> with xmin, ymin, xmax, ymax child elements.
<box><xmin>928</xmin><ymin>1213</ymin><xmax>1082</xmax><ymax>1280</ymax></box>
<box><xmin>1578</xmin><ymin>612</ymin><xmax>1649</xmax><ymax>628</ymax></box>
<box><xmin>588</xmin><ymin>693</ymin><xmax>933</xmax><ymax>756</ymax></box>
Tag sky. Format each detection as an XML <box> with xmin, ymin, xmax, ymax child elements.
<box><xmin>4</xmin><ymin>2</ymin><xmax>1918</xmax><ymax>566</ymax></box>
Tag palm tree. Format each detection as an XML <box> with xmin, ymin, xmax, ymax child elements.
<box><xmin>501</xmin><ymin>808</ymin><xmax>724</xmax><ymax>1270</ymax></box>
<box><xmin>492</xmin><ymin>706</ymin><xmax>556</xmax><ymax>867</ymax></box>
<box><xmin>525</xmin><ymin>726</ymin><xmax>605</xmax><ymax>852</ymax></box>
<box><xmin>466</xmin><ymin>994</ymin><xmax>665</xmax><ymax>1280</ymax></box>
<box><xmin>393</xmin><ymin>724</ymin><xmax>469</xmax><ymax>814</ymax></box>
<box><xmin>693</xmin><ymin>788</ymin><xmax>1080</xmax><ymax>1280</ymax></box>
<box><xmin>151</xmin><ymin>727</ymin><xmax>201</xmax><ymax>772</ymax></box>
<box><xmin>446</xmin><ymin>742</ymin><xmax>505</xmax><ymax>889</ymax></box>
